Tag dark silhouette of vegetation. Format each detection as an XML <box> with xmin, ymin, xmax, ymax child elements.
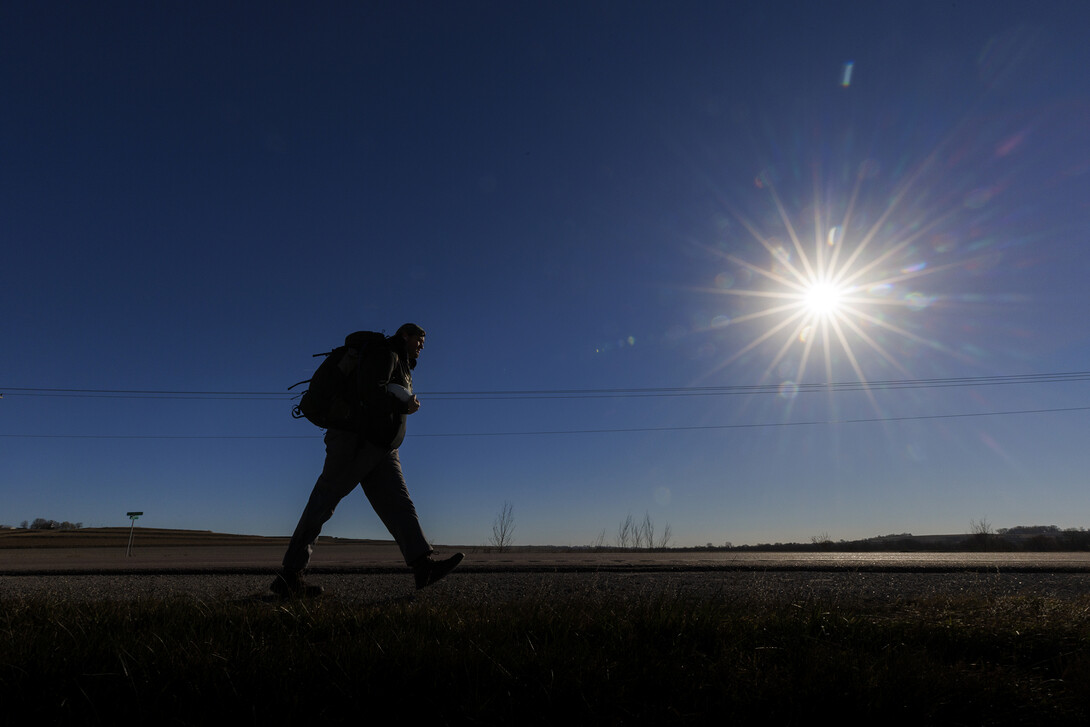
<box><xmin>488</xmin><ymin>501</ymin><xmax>515</xmax><ymax>552</ymax></box>
<box><xmin>3</xmin><ymin>589</ymin><xmax>1088</xmax><ymax>724</ymax></box>
<box><xmin>701</xmin><ymin>525</ymin><xmax>1090</xmax><ymax>553</ymax></box>
<box><xmin>614</xmin><ymin>512</ymin><xmax>672</xmax><ymax>549</ymax></box>
<box><xmin>25</xmin><ymin>519</ymin><xmax>83</xmax><ymax>531</ymax></box>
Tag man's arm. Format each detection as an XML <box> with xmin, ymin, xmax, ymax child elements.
<box><xmin>358</xmin><ymin>347</ymin><xmax>414</xmax><ymax>415</ymax></box>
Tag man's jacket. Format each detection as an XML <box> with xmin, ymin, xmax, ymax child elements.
<box><xmin>354</xmin><ymin>337</ymin><xmax>414</xmax><ymax>450</ymax></box>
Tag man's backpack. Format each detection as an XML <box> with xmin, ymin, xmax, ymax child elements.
<box><xmin>290</xmin><ymin>331</ymin><xmax>387</xmax><ymax>429</ymax></box>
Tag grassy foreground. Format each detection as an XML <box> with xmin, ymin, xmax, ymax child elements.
<box><xmin>2</xmin><ymin>590</ymin><xmax>1089</xmax><ymax>725</ymax></box>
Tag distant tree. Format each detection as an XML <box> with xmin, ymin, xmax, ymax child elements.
<box><xmin>968</xmin><ymin>517</ymin><xmax>995</xmax><ymax>551</ymax></box>
<box><xmin>20</xmin><ymin>521</ymin><xmax>28</xmax><ymax>529</ymax></box>
<box><xmin>970</xmin><ymin>517</ymin><xmax>993</xmax><ymax>536</ymax></box>
<box><xmin>616</xmin><ymin>513</ymin><xmax>636</xmax><ymax>548</ymax></box>
<box><xmin>614</xmin><ymin>512</ymin><xmax>673</xmax><ymax>549</ymax></box>
<box><xmin>25</xmin><ymin>518</ymin><xmax>83</xmax><ymax>530</ymax></box>
<box><xmin>656</xmin><ymin>522</ymin><xmax>673</xmax><ymax>549</ymax></box>
<box><xmin>1062</xmin><ymin>528</ymin><xmax>1090</xmax><ymax>551</ymax></box>
<box><xmin>489</xmin><ymin>501</ymin><xmax>515</xmax><ymax>552</ymax></box>
<box><xmin>639</xmin><ymin>513</ymin><xmax>654</xmax><ymax>549</ymax></box>
<box><xmin>591</xmin><ymin>529</ymin><xmax>607</xmax><ymax>550</ymax></box>
<box><xmin>1026</xmin><ymin>534</ymin><xmax>1058</xmax><ymax>552</ymax></box>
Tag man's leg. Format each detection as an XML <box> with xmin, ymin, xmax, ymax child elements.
<box><xmin>281</xmin><ymin>430</ymin><xmax>380</xmax><ymax>573</ymax></box>
<box><xmin>360</xmin><ymin>448</ymin><xmax>433</xmax><ymax>566</ymax></box>
<box><xmin>361</xmin><ymin>448</ymin><xmax>463</xmax><ymax>589</ymax></box>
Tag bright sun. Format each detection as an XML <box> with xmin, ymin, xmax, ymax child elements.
<box><xmin>698</xmin><ymin>146</ymin><xmax>969</xmax><ymax>401</ymax></box>
<box><xmin>803</xmin><ymin>280</ymin><xmax>845</xmax><ymax>318</ymax></box>
<box><xmin>704</xmin><ymin>173</ymin><xmax>951</xmax><ymax>390</ymax></box>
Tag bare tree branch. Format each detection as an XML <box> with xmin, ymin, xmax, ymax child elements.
<box><xmin>640</xmin><ymin>512</ymin><xmax>654</xmax><ymax>550</ymax></box>
<box><xmin>616</xmin><ymin>513</ymin><xmax>635</xmax><ymax>548</ymax></box>
<box><xmin>489</xmin><ymin>501</ymin><xmax>515</xmax><ymax>552</ymax></box>
<box><xmin>656</xmin><ymin>522</ymin><xmax>672</xmax><ymax>549</ymax></box>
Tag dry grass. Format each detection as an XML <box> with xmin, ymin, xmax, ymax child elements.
<box><xmin>2</xmin><ymin>587</ymin><xmax>1089</xmax><ymax>725</ymax></box>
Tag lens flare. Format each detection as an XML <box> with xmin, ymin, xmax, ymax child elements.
<box><xmin>841</xmin><ymin>61</ymin><xmax>854</xmax><ymax>87</ymax></box>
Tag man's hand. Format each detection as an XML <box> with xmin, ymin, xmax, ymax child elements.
<box><xmin>407</xmin><ymin>395</ymin><xmax>421</xmax><ymax>415</ymax></box>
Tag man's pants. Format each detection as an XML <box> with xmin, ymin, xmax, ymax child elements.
<box><xmin>282</xmin><ymin>429</ymin><xmax>433</xmax><ymax>573</ymax></box>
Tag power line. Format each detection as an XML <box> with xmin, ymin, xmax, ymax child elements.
<box><xmin>2</xmin><ymin>403</ymin><xmax>1088</xmax><ymax>439</ymax></box>
<box><xmin>4</xmin><ymin>371</ymin><xmax>1090</xmax><ymax>400</ymax></box>
<box><xmin>425</xmin><ymin>372</ymin><xmax>1090</xmax><ymax>399</ymax></box>
<box><xmin>413</xmin><ymin>405</ymin><xmax>1090</xmax><ymax>437</ymax></box>
<box><xmin>0</xmin><ymin>392</ymin><xmax>289</xmax><ymax>401</ymax></box>
<box><xmin>3</xmin><ymin>371</ymin><xmax>1087</xmax><ymax>439</ymax></box>
<box><xmin>0</xmin><ymin>388</ymin><xmax>285</xmax><ymax>400</ymax></box>
<box><xmin>0</xmin><ymin>433</ymin><xmax>317</xmax><ymax>439</ymax></box>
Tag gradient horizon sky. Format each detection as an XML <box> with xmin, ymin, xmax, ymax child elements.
<box><xmin>4</xmin><ymin>1</ymin><xmax>1090</xmax><ymax>547</ymax></box>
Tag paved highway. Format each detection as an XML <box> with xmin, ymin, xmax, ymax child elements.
<box><xmin>3</xmin><ymin>547</ymin><xmax>1089</xmax><ymax>604</ymax></box>
<box><xmin>3</xmin><ymin>544</ymin><xmax>1090</xmax><ymax>574</ymax></box>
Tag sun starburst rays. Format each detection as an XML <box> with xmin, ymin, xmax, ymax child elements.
<box><xmin>700</xmin><ymin>161</ymin><xmax>965</xmax><ymax>404</ymax></box>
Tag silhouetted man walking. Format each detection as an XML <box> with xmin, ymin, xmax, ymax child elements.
<box><xmin>272</xmin><ymin>323</ymin><xmax>462</xmax><ymax>596</ymax></box>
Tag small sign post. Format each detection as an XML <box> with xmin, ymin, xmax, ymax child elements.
<box><xmin>126</xmin><ymin>512</ymin><xmax>143</xmax><ymax>556</ymax></box>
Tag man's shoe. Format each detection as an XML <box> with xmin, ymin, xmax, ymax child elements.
<box><xmin>413</xmin><ymin>552</ymin><xmax>464</xmax><ymax>590</ymax></box>
<box><xmin>270</xmin><ymin>569</ymin><xmax>324</xmax><ymax>598</ymax></box>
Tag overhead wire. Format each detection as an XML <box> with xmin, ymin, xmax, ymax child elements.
<box><xmin>1</xmin><ymin>369</ymin><xmax>1089</xmax><ymax>439</ymax></box>
<box><xmin>0</xmin><ymin>404</ymin><xmax>1088</xmax><ymax>439</ymax></box>
<box><xmin>4</xmin><ymin>370</ymin><xmax>1090</xmax><ymax>401</ymax></box>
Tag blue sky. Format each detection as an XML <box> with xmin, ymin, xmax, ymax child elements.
<box><xmin>3</xmin><ymin>1</ymin><xmax>1090</xmax><ymax>547</ymax></box>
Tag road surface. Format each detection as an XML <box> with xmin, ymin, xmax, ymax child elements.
<box><xmin>2</xmin><ymin>545</ymin><xmax>1088</xmax><ymax>604</ymax></box>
